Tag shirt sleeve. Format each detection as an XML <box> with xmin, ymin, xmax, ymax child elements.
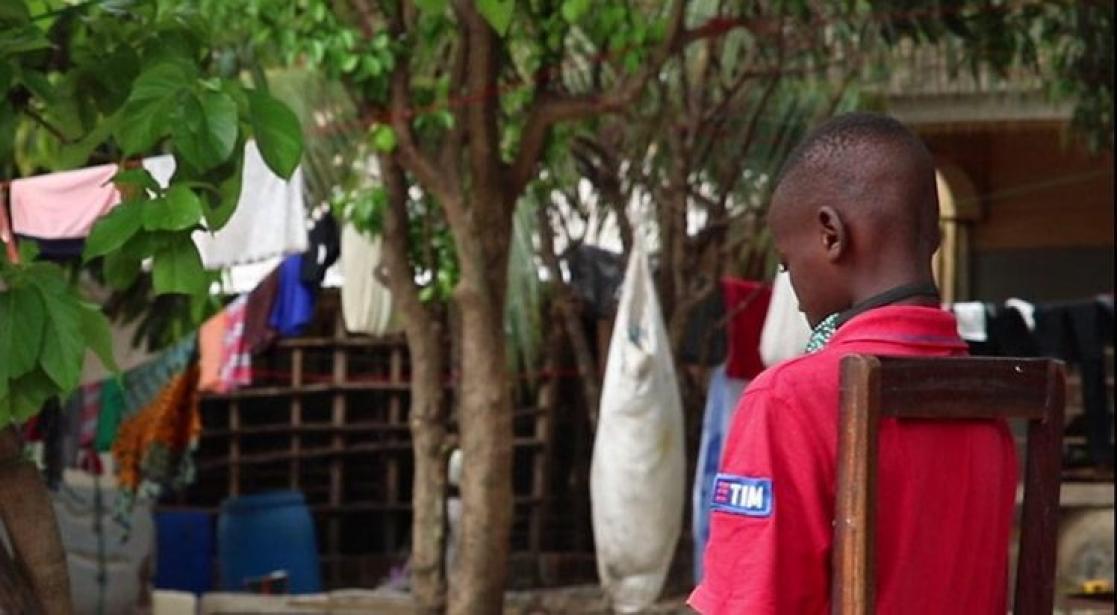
<box><xmin>689</xmin><ymin>386</ymin><xmax>834</xmax><ymax>614</ymax></box>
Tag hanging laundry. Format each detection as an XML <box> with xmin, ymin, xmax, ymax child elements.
<box><xmin>244</xmin><ymin>267</ymin><xmax>280</xmax><ymax>354</ymax></box>
<box><xmin>112</xmin><ymin>366</ymin><xmax>202</xmax><ymax>516</ymax></box>
<box><xmin>78</xmin><ymin>382</ymin><xmax>102</xmax><ymax>450</ymax></box>
<box><xmin>340</xmin><ymin>224</ymin><xmax>396</xmax><ymax>336</ymax></box>
<box><xmin>1035</xmin><ymin>299</ymin><xmax>1114</xmax><ymax>467</ymax></box>
<box><xmin>59</xmin><ymin>393</ymin><xmax>82</xmax><ymax>469</ymax></box>
<box><xmin>591</xmin><ymin>237</ymin><xmax>684</xmax><ymax>613</ymax></box>
<box><xmin>678</xmin><ymin>286</ymin><xmax>728</xmax><ymax>366</ymax></box>
<box><xmin>691</xmin><ymin>364</ymin><xmax>746</xmax><ymax>584</ymax></box>
<box><xmin>121</xmin><ymin>335</ymin><xmax>197</xmax><ymax>415</ymax></box>
<box><xmin>758</xmin><ymin>270</ymin><xmax>812</xmax><ymax>368</ymax></box>
<box><xmin>219</xmin><ymin>296</ymin><xmax>252</xmax><ymax>390</ymax></box>
<box><xmin>193</xmin><ymin>143</ymin><xmax>309</xmax><ymax>268</ymax></box>
<box><xmin>270</xmin><ymin>255</ymin><xmax>316</xmax><ymax>337</ymax></box>
<box><xmin>721</xmin><ymin>277</ymin><xmax>772</xmax><ymax>380</ymax></box>
<box><xmin>568</xmin><ymin>244</ymin><xmax>625</xmax><ymax>320</ymax></box>
<box><xmin>95</xmin><ymin>378</ymin><xmax>126</xmax><ymax>453</ymax></box>
<box><xmin>13</xmin><ymin>235</ymin><xmax>84</xmax><ymax>261</ymax></box>
<box><xmin>9</xmin><ymin>163</ymin><xmax>121</xmax><ymax>239</ymax></box>
<box><xmin>300</xmin><ymin>212</ymin><xmax>341</xmax><ymax>286</ymax></box>
<box><xmin>198</xmin><ymin>310</ymin><xmax>228</xmax><ymax>393</ymax></box>
<box><xmin>950</xmin><ymin>301</ymin><xmax>988</xmax><ymax>342</ymax></box>
<box><xmin>1005</xmin><ymin>297</ymin><xmax>1037</xmax><ymax>331</ymax></box>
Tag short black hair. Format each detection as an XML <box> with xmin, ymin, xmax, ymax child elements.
<box><xmin>776</xmin><ymin>112</ymin><xmax>930</xmax><ymax>186</ymax></box>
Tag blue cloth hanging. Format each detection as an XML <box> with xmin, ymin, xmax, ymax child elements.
<box><xmin>692</xmin><ymin>363</ymin><xmax>747</xmax><ymax>584</ymax></box>
<box><xmin>268</xmin><ymin>255</ymin><xmax>316</xmax><ymax>337</ymax></box>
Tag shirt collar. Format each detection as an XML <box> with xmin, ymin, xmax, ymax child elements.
<box><xmin>827</xmin><ymin>305</ymin><xmax>968</xmax><ymax>350</ymax></box>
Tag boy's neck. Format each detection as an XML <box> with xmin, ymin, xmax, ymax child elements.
<box><xmin>849</xmin><ymin>267</ymin><xmax>938</xmax><ymax>309</ymax></box>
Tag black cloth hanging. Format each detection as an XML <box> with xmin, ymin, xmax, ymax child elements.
<box><xmin>299</xmin><ymin>213</ymin><xmax>341</xmax><ymax>286</ymax></box>
<box><xmin>967</xmin><ymin>304</ymin><xmax>1040</xmax><ymax>358</ymax></box>
<box><xmin>1035</xmin><ymin>299</ymin><xmax>1114</xmax><ymax>468</ymax></box>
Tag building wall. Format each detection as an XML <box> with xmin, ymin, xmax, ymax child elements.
<box><xmin>922</xmin><ymin>123</ymin><xmax>1114</xmax><ymax>302</ymax></box>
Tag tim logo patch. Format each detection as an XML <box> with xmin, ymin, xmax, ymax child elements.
<box><xmin>710</xmin><ymin>474</ymin><xmax>773</xmax><ymax>517</ymax></box>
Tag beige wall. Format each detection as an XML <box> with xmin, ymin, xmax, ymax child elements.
<box><xmin>922</xmin><ymin>123</ymin><xmax>1114</xmax><ymax>251</ymax></box>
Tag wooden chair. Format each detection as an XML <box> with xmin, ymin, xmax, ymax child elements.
<box><xmin>833</xmin><ymin>355</ymin><xmax>1066</xmax><ymax>615</ymax></box>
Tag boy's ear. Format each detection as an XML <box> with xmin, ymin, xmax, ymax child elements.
<box><xmin>817</xmin><ymin>206</ymin><xmax>846</xmax><ymax>262</ymax></box>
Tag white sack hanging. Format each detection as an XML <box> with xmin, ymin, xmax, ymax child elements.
<box><xmin>590</xmin><ymin>238</ymin><xmax>685</xmax><ymax>614</ymax></box>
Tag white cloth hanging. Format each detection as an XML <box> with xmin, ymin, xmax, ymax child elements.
<box><xmin>340</xmin><ymin>224</ymin><xmax>397</xmax><ymax>336</ymax></box>
<box><xmin>951</xmin><ymin>301</ymin><xmax>988</xmax><ymax>342</ymax></box>
<box><xmin>1005</xmin><ymin>297</ymin><xmax>1037</xmax><ymax>331</ymax></box>
<box><xmin>143</xmin><ymin>142</ymin><xmax>308</xmax><ymax>269</ymax></box>
<box><xmin>758</xmin><ymin>270</ymin><xmax>812</xmax><ymax>367</ymax></box>
<box><xmin>590</xmin><ymin>238</ymin><xmax>685</xmax><ymax>614</ymax></box>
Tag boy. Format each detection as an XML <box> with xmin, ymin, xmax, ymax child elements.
<box><xmin>689</xmin><ymin>113</ymin><xmax>1017</xmax><ymax>613</ymax></box>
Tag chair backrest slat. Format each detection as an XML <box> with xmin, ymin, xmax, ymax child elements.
<box><xmin>833</xmin><ymin>355</ymin><xmax>1065</xmax><ymax>615</ymax></box>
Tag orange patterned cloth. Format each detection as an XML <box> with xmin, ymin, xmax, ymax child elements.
<box><xmin>112</xmin><ymin>366</ymin><xmax>202</xmax><ymax>494</ymax></box>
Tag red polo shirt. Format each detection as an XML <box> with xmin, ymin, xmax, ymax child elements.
<box><xmin>690</xmin><ymin>306</ymin><xmax>1017</xmax><ymax>614</ymax></box>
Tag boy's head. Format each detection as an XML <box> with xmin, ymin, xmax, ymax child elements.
<box><xmin>767</xmin><ymin>112</ymin><xmax>941</xmax><ymax>327</ymax></box>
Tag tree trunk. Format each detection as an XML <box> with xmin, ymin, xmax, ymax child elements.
<box><xmin>0</xmin><ymin>427</ymin><xmax>71</xmax><ymax>615</ymax></box>
<box><xmin>380</xmin><ymin>155</ymin><xmax>449</xmax><ymax>615</ymax></box>
<box><xmin>448</xmin><ymin>281</ymin><xmax>514</xmax><ymax>615</ymax></box>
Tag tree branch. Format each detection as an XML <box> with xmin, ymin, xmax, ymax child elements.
<box><xmin>506</xmin><ymin>0</ymin><xmax>688</xmax><ymax>198</ymax></box>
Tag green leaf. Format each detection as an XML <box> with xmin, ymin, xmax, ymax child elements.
<box><xmin>415</xmin><ymin>0</ymin><xmax>448</xmax><ymax>14</ymax></box>
<box><xmin>18</xmin><ymin>68</ymin><xmax>56</xmax><ymax>103</ymax></box>
<box><xmin>35</xmin><ymin>287</ymin><xmax>84</xmax><ymax>392</ymax></box>
<box><xmin>131</xmin><ymin>60</ymin><xmax>196</xmax><ymax>101</ymax></box>
<box><xmin>372</xmin><ymin>124</ymin><xmax>397</xmax><ymax>153</ymax></box>
<box><xmin>0</xmin><ymin>25</ymin><xmax>51</xmax><ymax>56</ymax></box>
<box><xmin>78</xmin><ymin>302</ymin><xmax>117</xmax><ymax>373</ymax></box>
<box><xmin>7</xmin><ymin>369</ymin><xmax>56</xmax><ymax>424</ymax></box>
<box><xmin>0</xmin><ymin>0</ymin><xmax>31</xmax><ymax>24</ymax></box>
<box><xmin>248</xmin><ymin>90</ymin><xmax>303</xmax><ymax>179</ymax></box>
<box><xmin>0</xmin><ymin>287</ymin><xmax>45</xmax><ymax>379</ymax></box>
<box><xmin>477</xmin><ymin>0</ymin><xmax>515</xmax><ymax>36</ymax></box>
<box><xmin>143</xmin><ymin>185</ymin><xmax>202</xmax><ymax>231</ymax></box>
<box><xmin>203</xmin><ymin>152</ymin><xmax>243</xmax><ymax>231</ymax></box>
<box><xmin>114</xmin><ymin>95</ymin><xmax>176</xmax><ymax>156</ymax></box>
<box><xmin>84</xmin><ymin>201</ymin><xmax>144</xmax><ymax>262</ymax></box>
<box><xmin>103</xmin><ymin>251</ymin><xmax>141</xmax><ymax>290</ymax></box>
<box><xmin>561</xmin><ymin>0</ymin><xmax>589</xmax><ymax>24</ymax></box>
<box><xmin>153</xmin><ymin>236</ymin><xmax>206</xmax><ymax>295</ymax></box>
<box><xmin>111</xmin><ymin>167</ymin><xmax>161</xmax><ymax>195</ymax></box>
<box><xmin>172</xmin><ymin>90</ymin><xmax>238</xmax><ymax>173</ymax></box>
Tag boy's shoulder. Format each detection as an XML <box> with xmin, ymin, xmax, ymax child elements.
<box><xmin>744</xmin><ymin>348</ymin><xmax>843</xmax><ymax>401</ymax></box>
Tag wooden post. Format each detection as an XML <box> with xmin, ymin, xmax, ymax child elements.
<box><xmin>329</xmin><ymin>317</ymin><xmax>348</xmax><ymax>587</ymax></box>
<box><xmin>291</xmin><ymin>348</ymin><xmax>303</xmax><ymax>491</ymax></box>
<box><xmin>1013</xmin><ymin>362</ymin><xmax>1065</xmax><ymax>615</ymax></box>
<box><xmin>832</xmin><ymin>355</ymin><xmax>880</xmax><ymax>615</ymax></box>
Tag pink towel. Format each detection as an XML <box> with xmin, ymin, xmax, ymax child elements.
<box><xmin>218</xmin><ymin>296</ymin><xmax>252</xmax><ymax>391</ymax></box>
<box><xmin>10</xmin><ymin>164</ymin><xmax>122</xmax><ymax>239</ymax></box>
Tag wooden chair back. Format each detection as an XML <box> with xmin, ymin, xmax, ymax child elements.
<box><xmin>833</xmin><ymin>355</ymin><xmax>1066</xmax><ymax>615</ymax></box>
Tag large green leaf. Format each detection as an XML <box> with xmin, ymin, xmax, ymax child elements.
<box><xmin>103</xmin><ymin>250</ymin><xmax>142</xmax><ymax>290</ymax></box>
<box><xmin>153</xmin><ymin>236</ymin><xmax>206</xmax><ymax>295</ymax></box>
<box><xmin>143</xmin><ymin>185</ymin><xmax>202</xmax><ymax>231</ymax></box>
<box><xmin>477</xmin><ymin>0</ymin><xmax>515</xmax><ymax>35</ymax></box>
<box><xmin>173</xmin><ymin>90</ymin><xmax>238</xmax><ymax>173</ymax></box>
<box><xmin>7</xmin><ymin>369</ymin><xmax>56</xmax><ymax>424</ymax></box>
<box><xmin>0</xmin><ymin>287</ymin><xmax>45</xmax><ymax>379</ymax></box>
<box><xmin>78</xmin><ymin>302</ymin><xmax>118</xmax><ymax>373</ymax></box>
<box><xmin>113</xmin><ymin>61</ymin><xmax>195</xmax><ymax>156</ymax></box>
<box><xmin>83</xmin><ymin>200</ymin><xmax>144</xmax><ymax>261</ymax></box>
<box><xmin>204</xmin><ymin>146</ymin><xmax>243</xmax><ymax>231</ymax></box>
<box><xmin>248</xmin><ymin>90</ymin><xmax>303</xmax><ymax>179</ymax></box>
<box><xmin>35</xmin><ymin>285</ymin><xmax>84</xmax><ymax>392</ymax></box>
<box><xmin>112</xmin><ymin>167</ymin><xmax>161</xmax><ymax>195</ymax></box>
